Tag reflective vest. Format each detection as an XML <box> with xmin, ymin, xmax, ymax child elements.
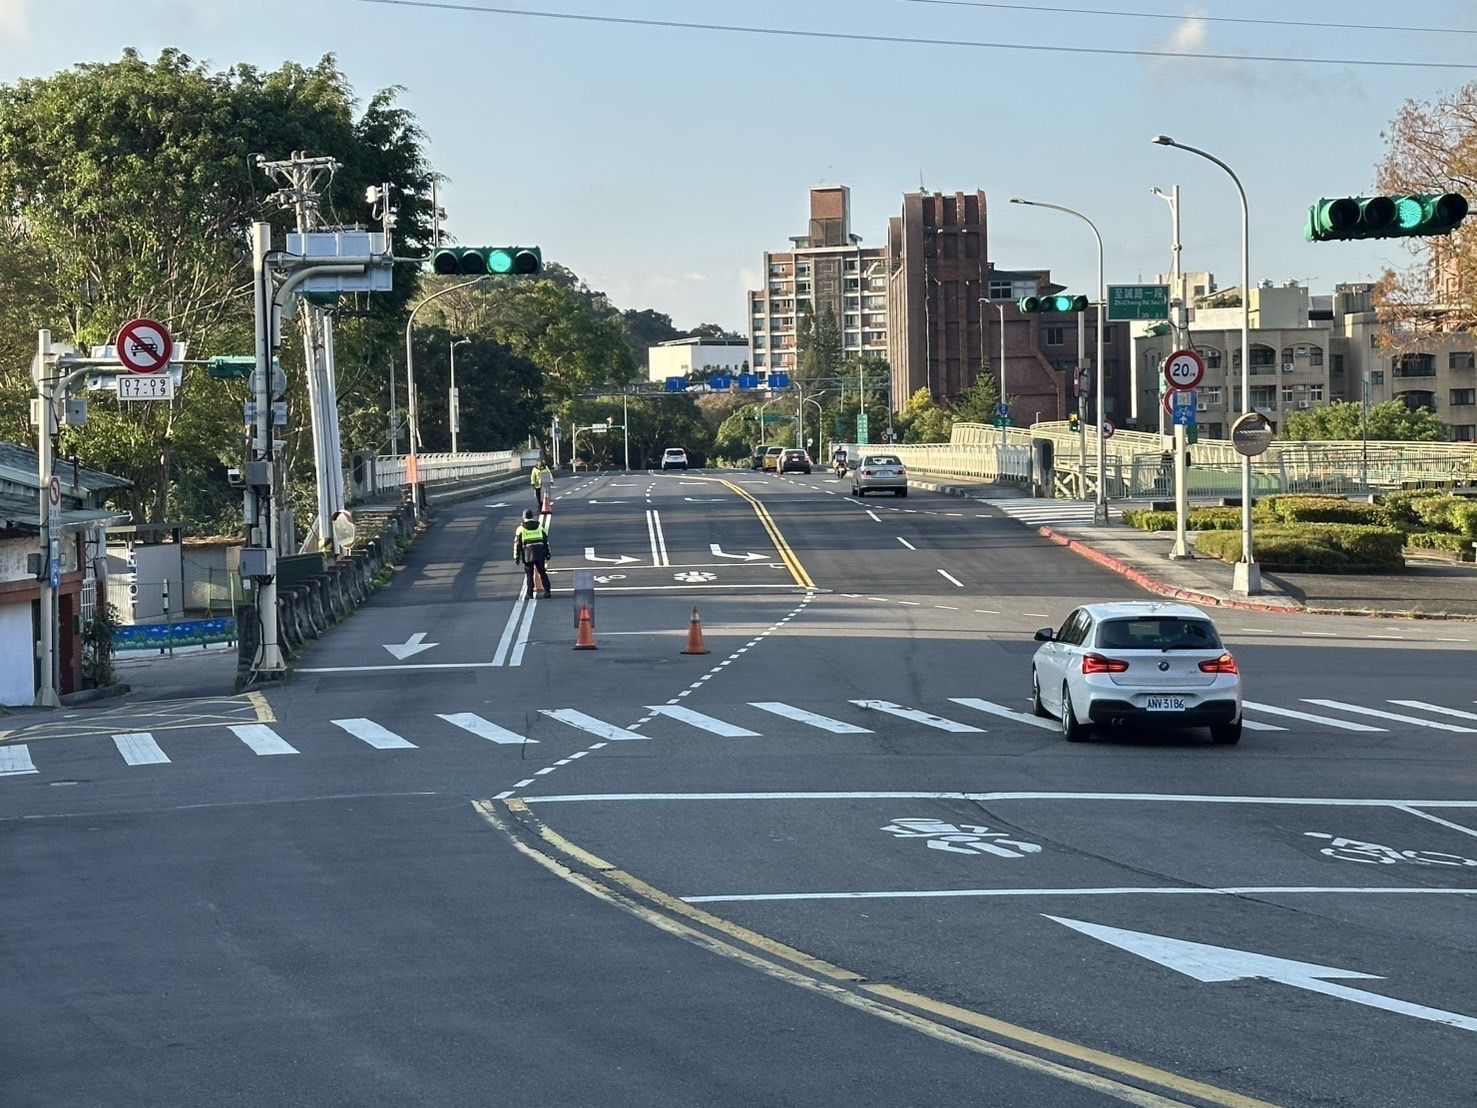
<box><xmin>531</xmin><ymin>468</ymin><xmax>545</xmax><ymax>489</ymax></box>
<box><xmin>515</xmin><ymin>524</ymin><xmax>549</xmax><ymax>563</ymax></box>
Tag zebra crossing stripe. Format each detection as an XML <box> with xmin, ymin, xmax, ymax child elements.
<box><xmin>1239</xmin><ymin>718</ymin><xmax>1287</xmax><ymax>732</ymax></box>
<box><xmin>540</xmin><ymin>709</ymin><xmax>647</xmax><ymax>742</ymax></box>
<box><xmin>112</xmin><ymin>733</ymin><xmax>170</xmax><ymax>765</ymax></box>
<box><xmin>438</xmin><ymin>713</ymin><xmax>532</xmax><ymax>745</ymax></box>
<box><xmin>948</xmin><ymin>697</ymin><xmax>1056</xmax><ymax>732</ymax></box>
<box><xmin>230</xmin><ymin>724</ymin><xmax>298</xmax><ymax>755</ymax></box>
<box><xmin>645</xmin><ymin>705</ymin><xmax>760</xmax><ymax>737</ymax></box>
<box><xmin>1388</xmin><ymin>700</ymin><xmax>1477</xmax><ymax>723</ymax></box>
<box><xmin>1241</xmin><ymin>701</ymin><xmax>1385</xmax><ymax>732</ymax></box>
<box><xmin>749</xmin><ymin>702</ymin><xmax>872</xmax><ymax>734</ymax></box>
<box><xmin>0</xmin><ymin>745</ymin><xmax>37</xmax><ymax>776</ymax></box>
<box><xmin>850</xmin><ymin>700</ymin><xmax>986</xmax><ymax>733</ymax></box>
<box><xmin>331</xmin><ymin>719</ymin><xmax>417</xmax><ymax>749</ymax></box>
<box><xmin>1302</xmin><ymin>699</ymin><xmax>1477</xmax><ymax>734</ymax></box>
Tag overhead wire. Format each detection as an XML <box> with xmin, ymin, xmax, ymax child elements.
<box><xmin>897</xmin><ymin>0</ymin><xmax>1477</xmax><ymax>37</ymax></box>
<box><xmin>331</xmin><ymin>0</ymin><xmax>1477</xmax><ymax>70</ymax></box>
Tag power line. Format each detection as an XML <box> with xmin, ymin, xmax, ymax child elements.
<box><xmin>334</xmin><ymin>0</ymin><xmax>1477</xmax><ymax>70</ymax></box>
<box><xmin>898</xmin><ymin>0</ymin><xmax>1477</xmax><ymax>37</ymax></box>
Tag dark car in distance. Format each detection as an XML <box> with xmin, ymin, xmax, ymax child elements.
<box><xmin>779</xmin><ymin>449</ymin><xmax>812</xmax><ymax>474</ymax></box>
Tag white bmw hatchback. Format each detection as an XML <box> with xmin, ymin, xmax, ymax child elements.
<box><xmin>1030</xmin><ymin>601</ymin><xmax>1243</xmax><ymax>744</ymax></box>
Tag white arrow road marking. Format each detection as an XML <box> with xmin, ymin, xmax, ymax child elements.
<box><xmin>384</xmin><ymin>632</ymin><xmax>438</xmax><ymax>660</ymax></box>
<box><xmin>709</xmin><ymin>544</ymin><xmax>765</xmax><ymax>561</ymax></box>
<box><xmin>1389</xmin><ymin>700</ymin><xmax>1477</xmax><ymax>723</ymax></box>
<box><xmin>1302</xmin><ymin>699</ymin><xmax>1477</xmax><ymax>734</ymax></box>
<box><xmin>230</xmin><ymin>724</ymin><xmax>298</xmax><ymax>756</ymax></box>
<box><xmin>587</xmin><ymin>500</ymin><xmax>628</xmax><ymax>504</ymax></box>
<box><xmin>645</xmin><ymin>705</ymin><xmax>760</xmax><ymax>737</ymax></box>
<box><xmin>749</xmin><ymin>702</ymin><xmax>872</xmax><ymax>734</ymax></box>
<box><xmin>584</xmin><ymin>547</ymin><xmax>639</xmax><ymax>565</ymax></box>
<box><xmin>438</xmin><ymin>713</ymin><xmax>532</xmax><ymax>745</ymax></box>
<box><xmin>331</xmin><ymin>719</ymin><xmax>416</xmax><ymax>749</ymax></box>
<box><xmin>0</xmin><ymin>745</ymin><xmax>37</xmax><ymax>775</ymax></box>
<box><xmin>484</xmin><ymin>502</ymin><xmax>508</xmax><ymax>508</ymax></box>
<box><xmin>1048</xmin><ymin>915</ymin><xmax>1477</xmax><ymax>1034</ymax></box>
<box><xmin>850</xmin><ymin>700</ymin><xmax>985</xmax><ymax>733</ymax></box>
<box><xmin>540</xmin><ymin>709</ymin><xmax>648</xmax><ymax>742</ymax></box>
<box><xmin>684</xmin><ymin>496</ymin><xmax>726</xmax><ymax>502</ymax></box>
<box><xmin>113</xmin><ymin>733</ymin><xmax>170</xmax><ymax>766</ymax></box>
<box><xmin>949</xmin><ymin>697</ymin><xmax>1056</xmax><ymax>731</ymax></box>
<box><xmin>1241</xmin><ymin>701</ymin><xmax>1385</xmax><ymax>732</ymax></box>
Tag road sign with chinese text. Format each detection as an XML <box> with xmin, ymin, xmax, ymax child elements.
<box><xmin>1107</xmin><ymin>284</ymin><xmax>1170</xmax><ymax>321</ymax></box>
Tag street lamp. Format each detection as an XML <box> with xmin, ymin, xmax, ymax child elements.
<box><xmin>1152</xmin><ymin>134</ymin><xmax>1259</xmax><ymax>594</ymax></box>
<box><xmin>1150</xmin><ymin>186</ymin><xmax>1182</xmax><ymax>445</ymax></box>
<box><xmin>1010</xmin><ymin>197</ymin><xmax>1107</xmax><ymax>523</ymax></box>
<box><xmin>978</xmin><ymin>296</ymin><xmax>1007</xmax><ymax>445</ymax></box>
<box><xmin>405</xmin><ymin>277</ymin><xmax>487</xmax><ymax>517</ymax></box>
<box><xmin>449</xmin><ymin>338</ymin><xmax>470</xmax><ymax>454</ymax></box>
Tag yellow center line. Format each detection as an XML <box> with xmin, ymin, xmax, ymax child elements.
<box><xmin>482</xmin><ymin>798</ymin><xmax>1277</xmax><ymax>1108</ymax></box>
<box><xmin>247</xmin><ymin>691</ymin><xmax>276</xmax><ymax>723</ymax></box>
<box><xmin>677</xmin><ymin>474</ymin><xmax>815</xmax><ymax>589</ymax></box>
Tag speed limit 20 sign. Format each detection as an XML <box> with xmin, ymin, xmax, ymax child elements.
<box><xmin>1163</xmin><ymin>348</ymin><xmax>1205</xmax><ymax>392</ymax></box>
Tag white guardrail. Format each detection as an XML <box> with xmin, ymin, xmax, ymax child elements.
<box><xmin>372</xmin><ymin>451</ymin><xmax>520</xmax><ymax>489</ymax></box>
<box><xmin>853</xmin><ymin>421</ymin><xmax>1477</xmax><ymax>497</ymax></box>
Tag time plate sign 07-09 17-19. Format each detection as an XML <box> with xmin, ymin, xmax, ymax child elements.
<box><xmin>119</xmin><ymin>375</ymin><xmax>176</xmax><ymax>401</ymax></box>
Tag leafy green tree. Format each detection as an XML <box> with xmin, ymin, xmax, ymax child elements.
<box><xmin>1284</xmin><ymin>399</ymin><xmax>1448</xmax><ymax>442</ymax></box>
<box><xmin>947</xmin><ymin>372</ymin><xmax>1003</xmax><ymax>425</ymax></box>
<box><xmin>896</xmin><ymin>387</ymin><xmax>953</xmax><ymax>443</ymax></box>
<box><xmin>796</xmin><ymin>306</ymin><xmax>842</xmax><ymax>384</ymax></box>
<box><xmin>621</xmin><ymin>307</ymin><xmax>683</xmax><ymax>366</ymax></box>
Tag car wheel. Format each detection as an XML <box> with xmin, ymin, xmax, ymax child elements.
<box><xmin>1061</xmin><ymin>684</ymin><xmax>1091</xmax><ymax>742</ymax></box>
<box><xmin>1031</xmin><ymin>669</ymin><xmax>1049</xmax><ymax>718</ymax></box>
<box><xmin>1210</xmin><ymin>719</ymin><xmax>1243</xmax><ymax>745</ymax></box>
<box><xmin>894</xmin><ymin>488</ymin><xmax>905</xmax><ymax>497</ymax></box>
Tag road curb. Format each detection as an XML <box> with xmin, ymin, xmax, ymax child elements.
<box><xmin>1037</xmin><ymin>525</ymin><xmax>1477</xmax><ymax>621</ymax></box>
<box><xmin>59</xmin><ymin>683</ymin><xmax>132</xmax><ymax>707</ymax></box>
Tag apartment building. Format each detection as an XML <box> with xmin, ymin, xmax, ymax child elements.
<box><xmin>747</xmin><ymin>186</ymin><xmax>888</xmax><ymax>375</ymax></box>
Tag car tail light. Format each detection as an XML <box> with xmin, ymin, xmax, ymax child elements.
<box><xmin>898</xmin><ymin>467</ymin><xmax>907</xmax><ymax>476</ymax></box>
<box><xmin>1082</xmin><ymin>653</ymin><xmax>1129</xmax><ymax>674</ymax></box>
<box><xmin>861</xmin><ymin>469</ymin><xmax>873</xmax><ymax>476</ymax></box>
<box><xmin>1198</xmin><ymin>653</ymin><xmax>1239</xmax><ymax>674</ymax></box>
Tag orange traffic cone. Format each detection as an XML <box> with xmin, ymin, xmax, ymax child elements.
<box><xmin>542</xmin><ymin>493</ymin><xmax>553</xmax><ymax>514</ymax></box>
<box><xmin>574</xmin><ymin>605</ymin><xmax>597</xmax><ymax>650</ymax></box>
<box><xmin>682</xmin><ymin>606</ymin><xmax>710</xmax><ymax>655</ymax></box>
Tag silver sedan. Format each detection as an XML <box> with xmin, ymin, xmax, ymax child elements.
<box><xmin>850</xmin><ymin>453</ymin><xmax>908</xmax><ymax>497</ymax></box>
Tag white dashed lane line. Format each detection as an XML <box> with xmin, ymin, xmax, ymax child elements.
<box><xmin>897</xmin><ymin>537</ymin><xmax>916</xmax><ymax>550</ymax></box>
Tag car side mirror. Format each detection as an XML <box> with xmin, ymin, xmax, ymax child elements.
<box><xmin>1033</xmin><ymin>628</ymin><xmax>1054</xmax><ymax>642</ymax></box>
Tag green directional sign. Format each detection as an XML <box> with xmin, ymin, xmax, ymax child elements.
<box><xmin>856</xmin><ymin>412</ymin><xmax>870</xmax><ymax>445</ymax></box>
<box><xmin>1107</xmin><ymin>284</ymin><xmax>1170</xmax><ymax>322</ymax></box>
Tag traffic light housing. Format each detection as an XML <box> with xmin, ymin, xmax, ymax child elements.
<box><xmin>430</xmin><ymin>246</ymin><xmax>543</xmax><ymax>276</ymax></box>
<box><xmin>1018</xmin><ymin>294</ymin><xmax>1089</xmax><ymax>313</ymax></box>
<box><xmin>1305</xmin><ymin>194</ymin><xmax>1468</xmax><ymax>242</ymax></box>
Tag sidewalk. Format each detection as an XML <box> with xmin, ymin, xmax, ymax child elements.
<box><xmin>914</xmin><ymin>474</ymin><xmax>1477</xmax><ymax>620</ymax></box>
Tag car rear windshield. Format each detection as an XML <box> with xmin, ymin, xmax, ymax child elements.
<box><xmin>1096</xmin><ymin>617</ymin><xmax>1221</xmax><ymax>651</ymax></box>
<box><xmin>864</xmin><ymin>455</ymin><xmax>901</xmax><ymax>466</ymax></box>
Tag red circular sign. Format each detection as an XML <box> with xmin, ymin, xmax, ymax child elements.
<box><xmin>1163</xmin><ymin>348</ymin><xmax>1205</xmax><ymax>391</ymax></box>
<box><xmin>117</xmin><ymin>318</ymin><xmax>173</xmax><ymax>373</ymax></box>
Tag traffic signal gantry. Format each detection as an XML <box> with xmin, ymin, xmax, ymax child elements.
<box><xmin>431</xmin><ymin>246</ymin><xmax>544</xmax><ymax>276</ymax></box>
<box><xmin>1305</xmin><ymin>193</ymin><xmax>1469</xmax><ymax>243</ymax></box>
<box><xmin>1018</xmin><ymin>293</ymin><xmax>1089</xmax><ymax>313</ymax></box>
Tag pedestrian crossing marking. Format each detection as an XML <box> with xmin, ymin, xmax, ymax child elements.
<box><xmin>749</xmin><ymin>702</ymin><xmax>872</xmax><ymax>734</ymax></box>
<box><xmin>438</xmin><ymin>713</ymin><xmax>532</xmax><ymax>745</ymax></box>
<box><xmin>983</xmin><ymin>498</ymin><xmax>1100</xmax><ymax>526</ymax></box>
<box><xmin>948</xmin><ymin>697</ymin><xmax>1056</xmax><ymax>731</ymax></box>
<box><xmin>850</xmin><ymin>700</ymin><xmax>986</xmax><ymax>733</ymax></box>
<box><xmin>113</xmin><ymin>732</ymin><xmax>171</xmax><ymax>765</ymax></box>
<box><xmin>645</xmin><ymin>705</ymin><xmax>760</xmax><ymax>737</ymax></box>
<box><xmin>331</xmin><ymin>718</ymin><xmax>417</xmax><ymax>749</ymax></box>
<box><xmin>0</xmin><ymin>745</ymin><xmax>37</xmax><ymax>776</ymax></box>
<box><xmin>230</xmin><ymin>724</ymin><xmax>298</xmax><ymax>756</ymax></box>
<box><xmin>541</xmin><ymin>709</ymin><xmax>647</xmax><ymax>742</ymax></box>
<box><xmin>1241</xmin><ymin>701</ymin><xmax>1385</xmax><ymax>732</ymax></box>
<box><xmin>1389</xmin><ymin>700</ymin><xmax>1477</xmax><ymax>723</ymax></box>
<box><xmin>1302</xmin><ymin>699</ymin><xmax>1477</xmax><ymax>734</ymax></box>
<box><xmin>1239</xmin><ymin>718</ymin><xmax>1287</xmax><ymax>732</ymax></box>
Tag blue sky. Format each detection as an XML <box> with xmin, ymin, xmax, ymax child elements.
<box><xmin>5</xmin><ymin>1</ymin><xmax>1477</xmax><ymax>329</ymax></box>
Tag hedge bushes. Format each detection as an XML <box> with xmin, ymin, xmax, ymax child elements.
<box><xmin>1406</xmin><ymin>530</ymin><xmax>1475</xmax><ymax>556</ymax></box>
<box><xmin>1121</xmin><ymin>506</ymin><xmax>1243</xmax><ymax>531</ymax></box>
<box><xmin>1259</xmin><ymin>495</ymin><xmax>1388</xmax><ymax>526</ymax></box>
<box><xmin>1195</xmin><ymin>523</ymin><xmax>1406</xmax><ymax>573</ymax></box>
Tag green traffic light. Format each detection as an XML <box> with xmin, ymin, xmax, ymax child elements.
<box><xmin>1018</xmin><ymin>296</ymin><xmax>1040</xmax><ymax>313</ymax></box>
<box><xmin>1307</xmin><ymin>193</ymin><xmax>1468</xmax><ymax>242</ymax></box>
<box><xmin>487</xmin><ymin>249</ymin><xmax>514</xmax><ymax>274</ymax></box>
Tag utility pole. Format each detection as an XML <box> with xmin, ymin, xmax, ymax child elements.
<box><xmin>259</xmin><ymin>151</ymin><xmax>344</xmax><ymax>556</ymax></box>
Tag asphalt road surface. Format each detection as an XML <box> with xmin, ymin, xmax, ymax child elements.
<box><xmin>5</xmin><ymin>468</ymin><xmax>1477</xmax><ymax>1107</ymax></box>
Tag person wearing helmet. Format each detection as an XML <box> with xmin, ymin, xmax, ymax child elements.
<box><xmin>513</xmin><ymin>509</ymin><xmax>552</xmax><ymax>598</ymax></box>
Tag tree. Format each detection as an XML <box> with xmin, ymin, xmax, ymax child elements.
<box><xmin>621</xmin><ymin>307</ymin><xmax>683</xmax><ymax>366</ymax></box>
<box><xmin>796</xmin><ymin>305</ymin><xmax>841</xmax><ymax>384</ymax></box>
<box><xmin>688</xmin><ymin>322</ymin><xmax>742</xmax><ymax>340</ymax></box>
<box><xmin>895</xmin><ymin>387</ymin><xmax>952</xmax><ymax>443</ymax></box>
<box><xmin>1378</xmin><ymin>81</ymin><xmax>1477</xmax><ymax>326</ymax></box>
<box><xmin>948</xmin><ymin>372</ymin><xmax>1003</xmax><ymax>425</ymax></box>
<box><xmin>1284</xmin><ymin>400</ymin><xmax>1448</xmax><ymax>442</ymax></box>
<box><xmin>0</xmin><ymin>50</ymin><xmax>434</xmax><ymax>527</ymax></box>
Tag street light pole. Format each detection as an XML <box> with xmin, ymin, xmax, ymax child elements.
<box><xmin>977</xmin><ymin>297</ymin><xmax>1009</xmax><ymax>446</ymax></box>
<box><xmin>449</xmin><ymin>337</ymin><xmax>470</xmax><ymax>454</ymax></box>
<box><xmin>405</xmin><ymin>277</ymin><xmax>487</xmax><ymax>517</ymax></box>
<box><xmin>1153</xmin><ymin>135</ymin><xmax>1259</xmax><ymax>594</ymax></box>
<box><xmin>1151</xmin><ymin>185</ymin><xmax>1182</xmax><ymax>446</ymax></box>
<box><xmin>1010</xmin><ymin>198</ymin><xmax>1107</xmax><ymax>522</ymax></box>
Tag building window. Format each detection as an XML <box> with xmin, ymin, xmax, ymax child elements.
<box><xmin>1310</xmin><ymin>385</ymin><xmax>1324</xmax><ymax>401</ymax></box>
<box><xmin>843</xmin><ymin>259</ymin><xmax>858</xmax><ymax>273</ymax></box>
<box><xmin>1394</xmin><ymin>353</ymin><xmax>1436</xmax><ymax>377</ymax></box>
<box><xmin>1454</xmin><ymin>425</ymin><xmax>1476</xmax><ymax>441</ymax></box>
<box><xmin>1331</xmin><ymin>353</ymin><xmax>1344</xmax><ymax>374</ymax></box>
<box><xmin>1250</xmin><ymin>344</ymin><xmax>1277</xmax><ymax>367</ymax></box>
<box><xmin>1251</xmin><ymin>386</ymin><xmax>1276</xmax><ymax>408</ymax></box>
<box><xmin>1045</xmin><ymin>327</ymin><xmax>1064</xmax><ymax>346</ymax></box>
<box><xmin>1202</xmin><ymin>347</ymin><xmax>1221</xmax><ymax>369</ymax></box>
<box><xmin>844</xmin><ymin>314</ymin><xmax>859</xmax><ymax>328</ymax></box>
<box><xmin>844</xmin><ymin>278</ymin><xmax>859</xmax><ymax>291</ymax></box>
<box><xmin>844</xmin><ymin>296</ymin><xmax>860</xmax><ymax>310</ymax></box>
<box><xmin>1203</xmin><ymin>386</ymin><xmax>1223</xmax><ymax>406</ymax></box>
<box><xmin>1451</xmin><ymin>351</ymin><xmax>1476</xmax><ymax>370</ymax></box>
<box><xmin>1308</xmin><ymin>346</ymin><xmax>1323</xmax><ymax>366</ymax></box>
<box><xmin>989</xmin><ymin>280</ymin><xmax>1012</xmax><ymax>299</ymax></box>
<box><xmin>752</xmin><ymin>318</ymin><xmax>765</xmax><ymax>331</ymax></box>
<box><xmin>1371</xmin><ymin>370</ymin><xmax>1385</xmax><ymax>385</ymax></box>
<box><xmin>796</xmin><ymin>264</ymin><xmax>810</xmax><ymax>277</ymax></box>
<box><xmin>1451</xmin><ymin>388</ymin><xmax>1476</xmax><ymax>406</ymax></box>
<box><xmin>1281</xmin><ymin>386</ymin><xmax>1296</xmax><ymax>404</ymax></box>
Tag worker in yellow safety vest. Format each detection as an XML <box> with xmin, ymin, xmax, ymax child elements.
<box><xmin>513</xmin><ymin>510</ymin><xmax>552</xmax><ymax>598</ymax></box>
